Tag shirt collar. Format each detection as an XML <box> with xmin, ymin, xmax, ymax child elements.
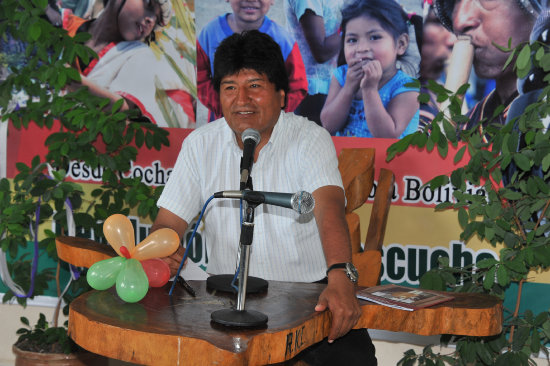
<box><xmin>226</xmin><ymin>111</ymin><xmax>285</xmax><ymax>156</ymax></box>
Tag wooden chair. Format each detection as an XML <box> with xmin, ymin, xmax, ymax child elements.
<box><xmin>338</xmin><ymin>148</ymin><xmax>394</xmax><ymax>287</ymax></box>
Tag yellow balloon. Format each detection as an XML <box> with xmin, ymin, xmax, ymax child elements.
<box><xmin>131</xmin><ymin>228</ymin><xmax>180</xmax><ymax>261</ymax></box>
<box><xmin>103</xmin><ymin>214</ymin><xmax>136</xmax><ymax>257</ymax></box>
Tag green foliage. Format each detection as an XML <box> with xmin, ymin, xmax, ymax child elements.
<box><xmin>390</xmin><ymin>39</ymin><xmax>550</xmax><ymax>365</ymax></box>
<box><xmin>398</xmin><ymin>346</ymin><xmax>456</xmax><ymax>366</ymax></box>
<box><xmin>15</xmin><ymin>313</ymin><xmax>77</xmax><ymax>354</ymax></box>
<box><xmin>0</xmin><ymin>0</ymin><xmax>170</xmax><ymax>343</ymax></box>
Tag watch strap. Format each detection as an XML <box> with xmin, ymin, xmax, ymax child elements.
<box><xmin>326</xmin><ymin>263</ymin><xmax>347</xmax><ymax>276</ymax></box>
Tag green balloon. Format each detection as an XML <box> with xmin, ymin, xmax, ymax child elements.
<box><xmin>87</xmin><ymin>256</ymin><xmax>126</xmax><ymax>290</ymax></box>
<box><xmin>116</xmin><ymin>258</ymin><xmax>149</xmax><ymax>303</ymax></box>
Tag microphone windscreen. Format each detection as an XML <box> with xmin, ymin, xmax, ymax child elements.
<box><xmin>241</xmin><ymin>128</ymin><xmax>260</xmax><ymax>144</ymax></box>
<box><xmin>290</xmin><ymin>191</ymin><xmax>315</xmax><ymax>214</ymax></box>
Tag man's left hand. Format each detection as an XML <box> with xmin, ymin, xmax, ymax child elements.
<box><xmin>315</xmin><ymin>270</ymin><xmax>361</xmax><ymax>342</ymax></box>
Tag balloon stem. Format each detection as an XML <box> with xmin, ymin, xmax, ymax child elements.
<box><xmin>120</xmin><ymin>246</ymin><xmax>131</xmax><ymax>259</ymax></box>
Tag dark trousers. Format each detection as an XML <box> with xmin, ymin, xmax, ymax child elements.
<box><xmin>294</xmin><ymin>328</ymin><xmax>377</xmax><ymax>366</ymax></box>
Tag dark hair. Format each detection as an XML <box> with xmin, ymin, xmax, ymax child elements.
<box><xmin>212</xmin><ymin>30</ymin><xmax>289</xmax><ymax>96</ymax></box>
<box><xmin>338</xmin><ymin>0</ymin><xmax>410</xmax><ymax>66</ymax></box>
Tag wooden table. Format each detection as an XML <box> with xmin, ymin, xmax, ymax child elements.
<box><xmin>58</xmin><ymin>237</ymin><xmax>503</xmax><ymax>365</ymax></box>
<box><xmin>68</xmin><ymin>282</ymin><xmax>502</xmax><ymax>365</ymax></box>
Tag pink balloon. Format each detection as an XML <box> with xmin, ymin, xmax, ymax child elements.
<box><xmin>140</xmin><ymin>259</ymin><xmax>171</xmax><ymax>288</ymax></box>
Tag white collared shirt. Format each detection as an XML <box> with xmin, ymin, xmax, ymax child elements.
<box><xmin>158</xmin><ymin>112</ymin><xmax>343</xmax><ymax>282</ymax></box>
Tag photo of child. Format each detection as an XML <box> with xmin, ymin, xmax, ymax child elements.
<box><xmin>320</xmin><ymin>0</ymin><xmax>420</xmax><ymax>138</ymax></box>
<box><xmin>63</xmin><ymin>0</ymin><xmax>196</xmax><ymax>128</ymax></box>
<box><xmin>196</xmin><ymin>0</ymin><xmax>307</xmax><ymax>123</ymax></box>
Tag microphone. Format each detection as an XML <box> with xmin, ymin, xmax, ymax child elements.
<box><xmin>214</xmin><ymin>190</ymin><xmax>315</xmax><ymax>214</ymax></box>
<box><xmin>240</xmin><ymin>129</ymin><xmax>261</xmax><ymax>190</ymax></box>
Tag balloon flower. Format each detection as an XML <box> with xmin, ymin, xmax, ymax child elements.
<box><xmin>87</xmin><ymin>214</ymin><xmax>180</xmax><ymax>303</ymax></box>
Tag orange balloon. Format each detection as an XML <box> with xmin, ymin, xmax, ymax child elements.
<box><xmin>103</xmin><ymin>214</ymin><xmax>136</xmax><ymax>257</ymax></box>
<box><xmin>131</xmin><ymin>228</ymin><xmax>180</xmax><ymax>261</ymax></box>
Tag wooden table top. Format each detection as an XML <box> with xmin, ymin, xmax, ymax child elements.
<box><xmin>69</xmin><ymin>280</ymin><xmax>502</xmax><ymax>366</ymax></box>
<box><xmin>57</xmin><ymin>236</ymin><xmax>502</xmax><ymax>365</ymax></box>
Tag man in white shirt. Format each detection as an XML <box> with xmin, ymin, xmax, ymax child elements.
<box><xmin>152</xmin><ymin>30</ymin><xmax>377</xmax><ymax>365</ymax></box>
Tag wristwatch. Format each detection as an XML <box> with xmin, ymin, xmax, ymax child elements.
<box><xmin>326</xmin><ymin>262</ymin><xmax>359</xmax><ymax>284</ymax></box>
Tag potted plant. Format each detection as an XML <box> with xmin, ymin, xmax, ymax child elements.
<box><xmin>12</xmin><ymin>313</ymin><xmax>110</xmax><ymax>365</ymax></box>
<box><xmin>387</xmin><ymin>33</ymin><xmax>550</xmax><ymax>365</ymax></box>
<box><xmin>0</xmin><ymin>0</ymin><xmax>195</xmax><ymax>362</ymax></box>
<box><xmin>1</xmin><ymin>158</ymin><xmax>99</xmax><ymax>363</ymax></box>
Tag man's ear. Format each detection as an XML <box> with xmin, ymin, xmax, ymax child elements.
<box><xmin>279</xmin><ymin>89</ymin><xmax>286</xmax><ymax>110</ymax></box>
<box><xmin>396</xmin><ymin>33</ymin><xmax>409</xmax><ymax>56</ymax></box>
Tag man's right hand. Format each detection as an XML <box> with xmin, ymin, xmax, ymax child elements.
<box><xmin>151</xmin><ymin>208</ymin><xmax>190</xmax><ymax>276</ymax></box>
<box><xmin>162</xmin><ymin>245</ymin><xmax>186</xmax><ymax>277</ymax></box>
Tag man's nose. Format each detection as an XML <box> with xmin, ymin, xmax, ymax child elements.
<box><xmin>235</xmin><ymin>88</ymin><xmax>250</xmax><ymax>104</ymax></box>
<box><xmin>452</xmin><ymin>0</ymin><xmax>481</xmax><ymax>35</ymax></box>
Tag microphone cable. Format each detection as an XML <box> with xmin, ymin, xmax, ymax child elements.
<box><xmin>169</xmin><ymin>194</ymin><xmax>215</xmax><ymax>296</ymax></box>
<box><xmin>168</xmin><ymin>195</ymin><xmax>246</xmax><ymax>296</ymax></box>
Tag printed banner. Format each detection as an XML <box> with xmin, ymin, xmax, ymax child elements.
<box><xmin>2</xmin><ymin>0</ymin><xmax>548</xmax><ymax>318</ymax></box>
<box><xmin>6</xmin><ymin>123</ymin><xmax>541</xmax><ymax>288</ymax></box>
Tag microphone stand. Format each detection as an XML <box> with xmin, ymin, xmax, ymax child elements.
<box><xmin>206</xmin><ymin>175</ymin><xmax>269</xmax><ymax>295</ymax></box>
<box><xmin>210</xmin><ymin>200</ymin><xmax>268</xmax><ymax>327</ymax></box>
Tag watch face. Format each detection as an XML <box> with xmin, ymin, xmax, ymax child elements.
<box><xmin>345</xmin><ymin>263</ymin><xmax>359</xmax><ymax>283</ymax></box>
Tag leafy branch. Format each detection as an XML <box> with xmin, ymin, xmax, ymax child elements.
<box><xmin>0</xmin><ymin>0</ymin><xmax>170</xmax><ymax>306</ymax></box>
<box><xmin>390</xmin><ymin>39</ymin><xmax>550</xmax><ymax>365</ymax></box>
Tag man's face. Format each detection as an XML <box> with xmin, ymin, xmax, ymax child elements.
<box><xmin>451</xmin><ymin>0</ymin><xmax>534</xmax><ymax>79</ymax></box>
<box><xmin>220</xmin><ymin>69</ymin><xmax>285</xmax><ymax>147</ymax></box>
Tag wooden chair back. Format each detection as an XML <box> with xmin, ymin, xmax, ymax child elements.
<box><xmin>337</xmin><ymin>148</ymin><xmax>395</xmax><ymax>287</ymax></box>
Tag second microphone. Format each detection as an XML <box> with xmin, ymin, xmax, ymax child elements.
<box><xmin>214</xmin><ymin>190</ymin><xmax>315</xmax><ymax>214</ymax></box>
